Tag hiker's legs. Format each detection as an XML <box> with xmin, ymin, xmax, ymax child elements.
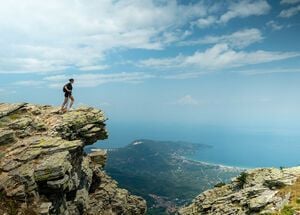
<box><xmin>61</xmin><ymin>97</ymin><xmax>69</xmax><ymax>110</ymax></box>
<box><xmin>69</xmin><ymin>96</ymin><xmax>74</xmax><ymax>109</ymax></box>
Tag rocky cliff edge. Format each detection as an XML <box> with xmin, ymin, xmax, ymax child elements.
<box><xmin>179</xmin><ymin>166</ymin><xmax>300</xmax><ymax>214</ymax></box>
<box><xmin>0</xmin><ymin>103</ymin><xmax>146</xmax><ymax>215</ymax></box>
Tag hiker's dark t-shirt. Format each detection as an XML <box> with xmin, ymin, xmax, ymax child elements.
<box><xmin>64</xmin><ymin>83</ymin><xmax>73</xmax><ymax>97</ymax></box>
<box><xmin>65</xmin><ymin>83</ymin><xmax>72</xmax><ymax>91</ymax></box>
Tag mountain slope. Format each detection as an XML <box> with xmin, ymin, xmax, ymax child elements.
<box><xmin>104</xmin><ymin>139</ymin><xmax>242</xmax><ymax>214</ymax></box>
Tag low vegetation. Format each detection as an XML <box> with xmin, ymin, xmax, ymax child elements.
<box><xmin>105</xmin><ymin>139</ymin><xmax>241</xmax><ymax>214</ymax></box>
<box><xmin>0</xmin><ymin>151</ymin><xmax>4</xmax><ymax>159</ymax></box>
<box><xmin>279</xmin><ymin>206</ymin><xmax>295</xmax><ymax>215</ymax></box>
<box><xmin>272</xmin><ymin>177</ymin><xmax>300</xmax><ymax>215</ymax></box>
<box><xmin>236</xmin><ymin>172</ymin><xmax>248</xmax><ymax>189</ymax></box>
<box><xmin>264</xmin><ymin>180</ymin><xmax>286</xmax><ymax>190</ymax></box>
<box><xmin>214</xmin><ymin>182</ymin><xmax>226</xmax><ymax>188</ymax></box>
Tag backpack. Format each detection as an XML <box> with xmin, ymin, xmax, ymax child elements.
<box><xmin>63</xmin><ymin>85</ymin><xmax>67</xmax><ymax>93</ymax></box>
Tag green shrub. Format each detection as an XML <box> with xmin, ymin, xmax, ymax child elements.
<box><xmin>280</xmin><ymin>205</ymin><xmax>295</xmax><ymax>215</ymax></box>
<box><xmin>8</xmin><ymin>113</ymin><xmax>21</xmax><ymax>120</ymax></box>
<box><xmin>236</xmin><ymin>172</ymin><xmax>248</xmax><ymax>189</ymax></box>
<box><xmin>214</xmin><ymin>182</ymin><xmax>226</xmax><ymax>188</ymax></box>
<box><xmin>263</xmin><ymin>180</ymin><xmax>286</xmax><ymax>190</ymax></box>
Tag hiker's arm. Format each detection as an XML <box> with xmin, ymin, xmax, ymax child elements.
<box><xmin>64</xmin><ymin>86</ymin><xmax>71</xmax><ymax>92</ymax></box>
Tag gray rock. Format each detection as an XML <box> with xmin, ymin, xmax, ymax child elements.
<box><xmin>47</xmin><ymin>174</ymin><xmax>70</xmax><ymax>190</ymax></box>
<box><xmin>39</xmin><ymin>202</ymin><xmax>52</xmax><ymax>215</ymax></box>
<box><xmin>0</xmin><ymin>103</ymin><xmax>146</xmax><ymax>215</ymax></box>
<box><xmin>0</xmin><ymin>129</ymin><xmax>16</xmax><ymax>145</ymax></box>
<box><xmin>180</xmin><ymin>167</ymin><xmax>300</xmax><ymax>215</ymax></box>
<box><xmin>34</xmin><ymin>151</ymin><xmax>72</xmax><ymax>182</ymax></box>
<box><xmin>89</xmin><ymin>150</ymin><xmax>107</xmax><ymax>167</ymax></box>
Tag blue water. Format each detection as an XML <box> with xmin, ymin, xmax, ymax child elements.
<box><xmin>94</xmin><ymin>121</ymin><xmax>300</xmax><ymax>168</ymax></box>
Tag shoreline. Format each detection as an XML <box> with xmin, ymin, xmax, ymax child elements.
<box><xmin>180</xmin><ymin>155</ymin><xmax>248</xmax><ymax>170</ymax></box>
<box><xmin>91</xmin><ymin>145</ymin><xmax>282</xmax><ymax>170</ymax></box>
<box><xmin>89</xmin><ymin>147</ymin><xmax>249</xmax><ymax>170</ymax></box>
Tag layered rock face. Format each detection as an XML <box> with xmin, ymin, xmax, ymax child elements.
<box><xmin>179</xmin><ymin>167</ymin><xmax>300</xmax><ymax>215</ymax></box>
<box><xmin>0</xmin><ymin>103</ymin><xmax>146</xmax><ymax>215</ymax></box>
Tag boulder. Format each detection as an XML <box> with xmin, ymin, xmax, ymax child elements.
<box><xmin>89</xmin><ymin>150</ymin><xmax>107</xmax><ymax>167</ymax></box>
<box><xmin>34</xmin><ymin>151</ymin><xmax>72</xmax><ymax>182</ymax></box>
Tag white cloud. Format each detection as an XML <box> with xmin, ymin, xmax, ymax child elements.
<box><xmin>193</xmin><ymin>16</ymin><xmax>216</xmax><ymax>28</ymax></box>
<box><xmin>174</xmin><ymin>95</ymin><xmax>200</xmax><ymax>105</ymax></box>
<box><xmin>179</xmin><ymin>28</ymin><xmax>263</xmax><ymax>48</ymax></box>
<box><xmin>78</xmin><ymin>65</ymin><xmax>110</xmax><ymax>71</ymax></box>
<box><xmin>0</xmin><ymin>0</ymin><xmax>207</xmax><ymax>74</ymax></box>
<box><xmin>266</xmin><ymin>20</ymin><xmax>284</xmax><ymax>30</ymax></box>
<box><xmin>279</xmin><ymin>4</ymin><xmax>300</xmax><ymax>17</ymax></box>
<box><xmin>13</xmin><ymin>80</ymin><xmax>45</xmax><ymax>87</ymax></box>
<box><xmin>219</xmin><ymin>0</ymin><xmax>271</xmax><ymax>23</ymax></box>
<box><xmin>140</xmin><ymin>43</ymin><xmax>300</xmax><ymax>70</ymax></box>
<box><xmin>192</xmin><ymin>0</ymin><xmax>271</xmax><ymax>28</ymax></box>
<box><xmin>44</xmin><ymin>72</ymin><xmax>154</xmax><ymax>88</ymax></box>
<box><xmin>281</xmin><ymin>0</ymin><xmax>300</xmax><ymax>4</ymax></box>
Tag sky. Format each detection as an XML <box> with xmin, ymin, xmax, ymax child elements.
<box><xmin>1</xmin><ymin>0</ymin><xmax>300</xmax><ymax>132</ymax></box>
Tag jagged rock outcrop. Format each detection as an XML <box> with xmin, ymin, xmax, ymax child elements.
<box><xmin>0</xmin><ymin>103</ymin><xmax>146</xmax><ymax>215</ymax></box>
<box><xmin>179</xmin><ymin>167</ymin><xmax>300</xmax><ymax>215</ymax></box>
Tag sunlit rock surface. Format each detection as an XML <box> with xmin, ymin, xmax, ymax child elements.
<box><xmin>179</xmin><ymin>167</ymin><xmax>300</xmax><ymax>215</ymax></box>
<box><xmin>0</xmin><ymin>103</ymin><xmax>146</xmax><ymax>215</ymax></box>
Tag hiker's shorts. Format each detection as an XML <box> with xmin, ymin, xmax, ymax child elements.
<box><xmin>64</xmin><ymin>92</ymin><xmax>72</xmax><ymax>98</ymax></box>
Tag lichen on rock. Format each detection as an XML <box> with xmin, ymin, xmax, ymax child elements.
<box><xmin>0</xmin><ymin>103</ymin><xmax>146</xmax><ymax>215</ymax></box>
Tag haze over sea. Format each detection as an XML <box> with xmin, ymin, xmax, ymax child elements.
<box><xmin>95</xmin><ymin>121</ymin><xmax>300</xmax><ymax>169</ymax></box>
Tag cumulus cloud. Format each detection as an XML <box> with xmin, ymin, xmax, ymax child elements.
<box><xmin>13</xmin><ymin>80</ymin><xmax>45</xmax><ymax>87</ymax></box>
<box><xmin>192</xmin><ymin>0</ymin><xmax>271</xmax><ymax>28</ymax></box>
<box><xmin>44</xmin><ymin>72</ymin><xmax>154</xmax><ymax>88</ymax></box>
<box><xmin>0</xmin><ymin>0</ymin><xmax>207</xmax><ymax>74</ymax></box>
<box><xmin>140</xmin><ymin>43</ymin><xmax>300</xmax><ymax>70</ymax></box>
<box><xmin>279</xmin><ymin>4</ymin><xmax>300</xmax><ymax>17</ymax></box>
<box><xmin>266</xmin><ymin>20</ymin><xmax>284</xmax><ymax>30</ymax></box>
<box><xmin>219</xmin><ymin>0</ymin><xmax>271</xmax><ymax>23</ymax></box>
<box><xmin>193</xmin><ymin>16</ymin><xmax>217</xmax><ymax>28</ymax></box>
<box><xmin>78</xmin><ymin>65</ymin><xmax>110</xmax><ymax>71</ymax></box>
<box><xmin>179</xmin><ymin>28</ymin><xmax>263</xmax><ymax>48</ymax></box>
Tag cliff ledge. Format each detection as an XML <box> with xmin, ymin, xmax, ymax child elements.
<box><xmin>0</xmin><ymin>103</ymin><xmax>146</xmax><ymax>215</ymax></box>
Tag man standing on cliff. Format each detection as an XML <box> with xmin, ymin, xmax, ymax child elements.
<box><xmin>61</xmin><ymin>78</ymin><xmax>75</xmax><ymax>112</ymax></box>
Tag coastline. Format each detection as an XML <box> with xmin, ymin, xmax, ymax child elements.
<box><xmin>89</xmin><ymin>146</ymin><xmax>249</xmax><ymax>170</ymax></box>
<box><xmin>181</xmin><ymin>155</ymin><xmax>249</xmax><ymax>170</ymax></box>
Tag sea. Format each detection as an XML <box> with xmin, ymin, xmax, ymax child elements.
<box><xmin>93</xmin><ymin>121</ymin><xmax>300</xmax><ymax>169</ymax></box>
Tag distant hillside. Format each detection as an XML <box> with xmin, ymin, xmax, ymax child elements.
<box><xmin>104</xmin><ymin>139</ymin><xmax>242</xmax><ymax>214</ymax></box>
